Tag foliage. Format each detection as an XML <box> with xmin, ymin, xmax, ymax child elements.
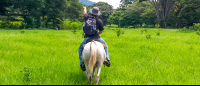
<box><xmin>112</xmin><ymin>1</ymin><xmax>156</xmax><ymax>28</ymax></box>
<box><xmin>155</xmin><ymin>24</ymin><xmax>160</xmax><ymax>28</ymax></box>
<box><xmin>0</xmin><ymin>21</ymin><xmax>22</xmax><ymax>29</ymax></box>
<box><xmin>107</xmin><ymin>10</ymin><xmax>123</xmax><ymax>27</ymax></box>
<box><xmin>120</xmin><ymin>0</ymin><xmax>136</xmax><ymax>7</ymax></box>
<box><xmin>193</xmin><ymin>23</ymin><xmax>200</xmax><ymax>31</ymax></box>
<box><xmin>179</xmin><ymin>27</ymin><xmax>190</xmax><ymax>33</ymax></box>
<box><xmin>146</xmin><ymin>34</ymin><xmax>151</xmax><ymax>39</ymax></box>
<box><xmin>0</xmin><ymin>0</ymin><xmax>83</xmax><ymax>29</ymax></box>
<box><xmin>59</xmin><ymin>19</ymin><xmax>83</xmax><ymax>30</ymax></box>
<box><xmin>141</xmin><ymin>24</ymin><xmax>155</xmax><ymax>28</ymax></box>
<box><xmin>149</xmin><ymin>0</ymin><xmax>176</xmax><ymax>28</ymax></box>
<box><xmin>141</xmin><ymin>7</ymin><xmax>157</xmax><ymax>26</ymax></box>
<box><xmin>141</xmin><ymin>28</ymin><xmax>148</xmax><ymax>34</ymax></box>
<box><xmin>112</xmin><ymin>28</ymin><xmax>125</xmax><ymax>37</ymax></box>
<box><xmin>21</xmin><ymin>29</ymin><xmax>25</xmax><ymax>34</ymax></box>
<box><xmin>88</xmin><ymin>2</ymin><xmax>113</xmax><ymax>25</ymax></box>
<box><xmin>128</xmin><ymin>26</ymin><xmax>134</xmax><ymax>29</ymax></box>
<box><xmin>1</xmin><ymin>0</ymin><xmax>200</xmax><ymax>29</ymax></box>
<box><xmin>59</xmin><ymin>19</ymin><xmax>83</xmax><ymax>38</ymax></box>
<box><xmin>196</xmin><ymin>31</ymin><xmax>200</xmax><ymax>36</ymax></box>
<box><xmin>0</xmin><ymin>0</ymin><xmax>12</xmax><ymax>14</ymax></box>
<box><xmin>119</xmin><ymin>11</ymin><xmax>142</xmax><ymax>28</ymax></box>
<box><xmin>165</xmin><ymin>0</ymin><xmax>200</xmax><ymax>28</ymax></box>
<box><xmin>71</xmin><ymin>20</ymin><xmax>83</xmax><ymax>38</ymax></box>
<box><xmin>59</xmin><ymin>19</ymin><xmax>71</xmax><ymax>30</ymax></box>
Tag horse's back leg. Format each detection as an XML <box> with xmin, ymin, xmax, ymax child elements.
<box><xmin>84</xmin><ymin>62</ymin><xmax>92</xmax><ymax>84</ymax></box>
<box><xmin>96</xmin><ymin>64</ymin><xmax>102</xmax><ymax>85</ymax></box>
<box><xmin>92</xmin><ymin>67</ymin><xmax>96</xmax><ymax>78</ymax></box>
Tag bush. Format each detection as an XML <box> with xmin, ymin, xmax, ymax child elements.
<box><xmin>21</xmin><ymin>29</ymin><xmax>25</xmax><ymax>34</ymax></box>
<box><xmin>0</xmin><ymin>21</ymin><xmax>10</xmax><ymax>28</ymax></box>
<box><xmin>157</xmin><ymin>32</ymin><xmax>160</xmax><ymax>36</ymax></box>
<box><xmin>141</xmin><ymin>24</ymin><xmax>148</xmax><ymax>28</ymax></box>
<box><xmin>71</xmin><ymin>21</ymin><xmax>82</xmax><ymax>30</ymax></box>
<box><xmin>141</xmin><ymin>24</ymin><xmax>155</xmax><ymax>28</ymax></box>
<box><xmin>0</xmin><ymin>21</ymin><xmax>22</xmax><ymax>29</ymax></box>
<box><xmin>196</xmin><ymin>31</ymin><xmax>200</xmax><ymax>36</ymax></box>
<box><xmin>112</xmin><ymin>28</ymin><xmax>125</xmax><ymax>37</ymax></box>
<box><xmin>188</xmin><ymin>23</ymin><xmax>200</xmax><ymax>31</ymax></box>
<box><xmin>155</xmin><ymin>24</ymin><xmax>159</xmax><ymax>28</ymax></box>
<box><xmin>146</xmin><ymin>34</ymin><xmax>151</xmax><ymax>39</ymax></box>
<box><xmin>128</xmin><ymin>26</ymin><xmax>134</xmax><ymax>29</ymax></box>
<box><xmin>11</xmin><ymin>22</ymin><xmax>22</xmax><ymax>29</ymax></box>
<box><xmin>193</xmin><ymin>23</ymin><xmax>200</xmax><ymax>31</ymax></box>
<box><xmin>71</xmin><ymin>21</ymin><xmax>82</xmax><ymax>38</ymax></box>
<box><xmin>141</xmin><ymin>28</ymin><xmax>148</xmax><ymax>34</ymax></box>
<box><xmin>59</xmin><ymin>19</ymin><xmax>83</xmax><ymax>30</ymax></box>
<box><xmin>104</xmin><ymin>26</ymin><xmax>110</xmax><ymax>30</ymax></box>
<box><xmin>0</xmin><ymin>21</ymin><xmax>2</xmax><ymax>28</ymax></box>
<box><xmin>179</xmin><ymin>27</ymin><xmax>188</xmax><ymax>33</ymax></box>
<box><xmin>59</xmin><ymin>19</ymin><xmax>71</xmax><ymax>30</ymax></box>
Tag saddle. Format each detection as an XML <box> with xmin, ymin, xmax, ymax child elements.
<box><xmin>83</xmin><ymin>38</ymin><xmax>106</xmax><ymax>48</ymax></box>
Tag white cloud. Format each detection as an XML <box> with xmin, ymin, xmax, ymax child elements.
<box><xmin>89</xmin><ymin>0</ymin><xmax>121</xmax><ymax>9</ymax></box>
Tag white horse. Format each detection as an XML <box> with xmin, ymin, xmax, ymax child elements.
<box><xmin>82</xmin><ymin>40</ymin><xmax>106</xmax><ymax>85</ymax></box>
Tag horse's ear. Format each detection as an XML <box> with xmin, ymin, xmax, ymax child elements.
<box><xmin>102</xmin><ymin>44</ymin><xmax>106</xmax><ymax>48</ymax></box>
<box><xmin>83</xmin><ymin>44</ymin><xmax>86</xmax><ymax>48</ymax></box>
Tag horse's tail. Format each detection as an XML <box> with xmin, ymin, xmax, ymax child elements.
<box><xmin>88</xmin><ymin>41</ymin><xmax>97</xmax><ymax>73</ymax></box>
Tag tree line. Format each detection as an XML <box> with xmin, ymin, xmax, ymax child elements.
<box><xmin>0</xmin><ymin>0</ymin><xmax>200</xmax><ymax>29</ymax></box>
<box><xmin>0</xmin><ymin>0</ymin><xmax>83</xmax><ymax>29</ymax></box>
<box><xmin>111</xmin><ymin>0</ymin><xmax>200</xmax><ymax>28</ymax></box>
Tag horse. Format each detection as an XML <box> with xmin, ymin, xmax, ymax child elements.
<box><xmin>82</xmin><ymin>40</ymin><xmax>106</xmax><ymax>85</ymax></box>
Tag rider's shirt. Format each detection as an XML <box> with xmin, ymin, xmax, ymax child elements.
<box><xmin>84</xmin><ymin>14</ymin><xmax>104</xmax><ymax>39</ymax></box>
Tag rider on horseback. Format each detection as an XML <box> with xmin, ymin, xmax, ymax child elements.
<box><xmin>78</xmin><ymin>6</ymin><xmax>111</xmax><ymax>71</ymax></box>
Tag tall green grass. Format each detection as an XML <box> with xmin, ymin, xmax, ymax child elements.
<box><xmin>0</xmin><ymin>28</ymin><xmax>200</xmax><ymax>85</ymax></box>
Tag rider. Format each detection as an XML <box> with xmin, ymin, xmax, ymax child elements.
<box><xmin>78</xmin><ymin>6</ymin><xmax>111</xmax><ymax>71</ymax></box>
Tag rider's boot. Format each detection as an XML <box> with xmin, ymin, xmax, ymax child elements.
<box><xmin>80</xmin><ymin>62</ymin><xmax>86</xmax><ymax>71</ymax></box>
<box><xmin>103</xmin><ymin>58</ymin><xmax>110</xmax><ymax>67</ymax></box>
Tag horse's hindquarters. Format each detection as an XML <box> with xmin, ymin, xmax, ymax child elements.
<box><xmin>82</xmin><ymin>41</ymin><xmax>106</xmax><ymax>63</ymax></box>
<box><xmin>82</xmin><ymin>41</ymin><xmax>106</xmax><ymax>85</ymax></box>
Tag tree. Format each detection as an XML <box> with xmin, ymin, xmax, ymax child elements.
<box><xmin>178</xmin><ymin>0</ymin><xmax>200</xmax><ymax>27</ymax></box>
<box><xmin>124</xmin><ymin>1</ymin><xmax>157</xmax><ymax>26</ymax></box>
<box><xmin>0</xmin><ymin>0</ymin><xmax>83</xmax><ymax>29</ymax></box>
<box><xmin>89</xmin><ymin>2</ymin><xmax>113</xmax><ymax>25</ymax></box>
<box><xmin>107</xmin><ymin>10</ymin><xmax>123</xmax><ymax>27</ymax></box>
<box><xmin>165</xmin><ymin>0</ymin><xmax>200</xmax><ymax>28</ymax></box>
<box><xmin>0</xmin><ymin>0</ymin><xmax>13</xmax><ymax>15</ymax></box>
<box><xmin>119</xmin><ymin>11</ymin><xmax>142</xmax><ymax>28</ymax></box>
<box><xmin>149</xmin><ymin>0</ymin><xmax>175</xmax><ymax>28</ymax></box>
<box><xmin>120</xmin><ymin>0</ymin><xmax>136</xmax><ymax>7</ymax></box>
<box><xmin>141</xmin><ymin>8</ymin><xmax>157</xmax><ymax>26</ymax></box>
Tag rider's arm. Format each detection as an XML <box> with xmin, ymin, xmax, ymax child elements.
<box><xmin>83</xmin><ymin>6</ymin><xmax>87</xmax><ymax>14</ymax></box>
<box><xmin>98</xmin><ymin>19</ymin><xmax>104</xmax><ymax>35</ymax></box>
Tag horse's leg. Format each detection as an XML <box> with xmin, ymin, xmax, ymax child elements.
<box><xmin>92</xmin><ymin>67</ymin><xmax>96</xmax><ymax>78</ymax></box>
<box><xmin>84</xmin><ymin>62</ymin><xmax>92</xmax><ymax>84</ymax></box>
<box><xmin>96</xmin><ymin>66</ymin><xmax>102</xmax><ymax>85</ymax></box>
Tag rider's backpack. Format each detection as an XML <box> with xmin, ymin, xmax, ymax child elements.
<box><xmin>83</xmin><ymin>17</ymin><xmax>98</xmax><ymax>35</ymax></box>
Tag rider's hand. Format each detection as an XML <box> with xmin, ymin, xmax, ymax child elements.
<box><xmin>83</xmin><ymin>6</ymin><xmax>86</xmax><ymax>10</ymax></box>
<box><xmin>83</xmin><ymin>6</ymin><xmax>87</xmax><ymax>14</ymax></box>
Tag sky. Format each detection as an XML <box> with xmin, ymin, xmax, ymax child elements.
<box><xmin>89</xmin><ymin>0</ymin><xmax>121</xmax><ymax>9</ymax></box>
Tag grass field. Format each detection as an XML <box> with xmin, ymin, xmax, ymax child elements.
<box><xmin>0</xmin><ymin>28</ymin><xmax>200</xmax><ymax>85</ymax></box>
